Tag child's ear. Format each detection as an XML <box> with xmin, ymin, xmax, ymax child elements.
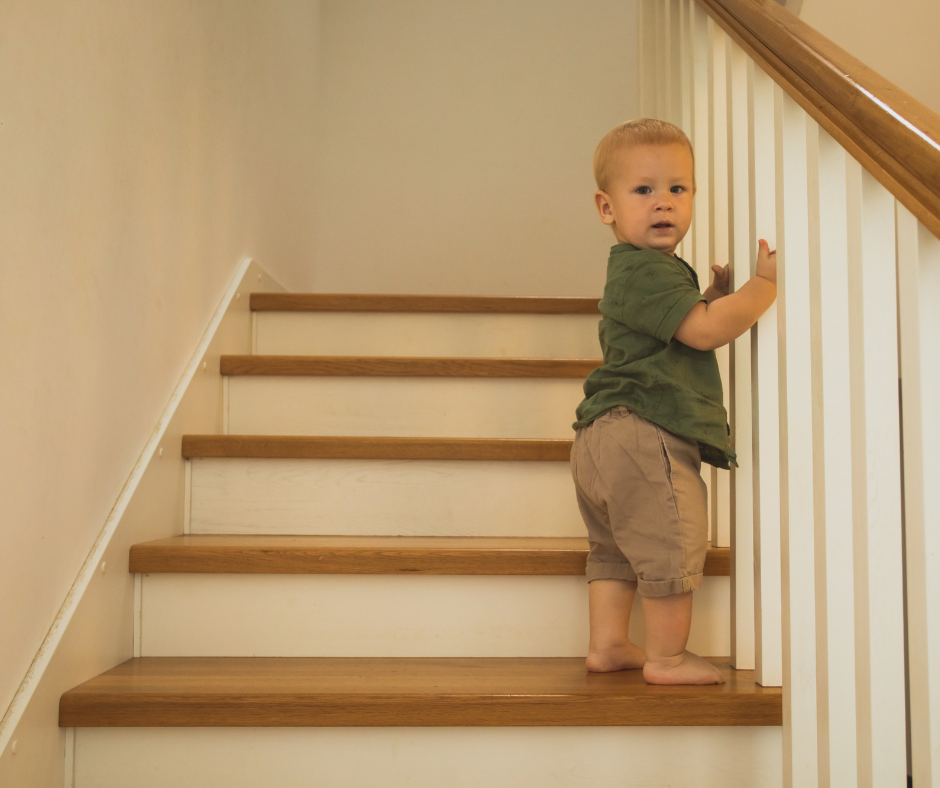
<box><xmin>594</xmin><ymin>191</ymin><xmax>615</xmax><ymax>225</ymax></box>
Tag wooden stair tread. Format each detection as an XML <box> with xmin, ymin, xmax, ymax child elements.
<box><xmin>220</xmin><ymin>355</ymin><xmax>601</xmax><ymax>378</ymax></box>
<box><xmin>182</xmin><ymin>435</ymin><xmax>572</xmax><ymax>461</ymax></box>
<box><xmin>250</xmin><ymin>293</ymin><xmax>601</xmax><ymax>314</ymax></box>
<box><xmin>129</xmin><ymin>535</ymin><xmax>730</xmax><ymax>576</ymax></box>
<box><xmin>59</xmin><ymin>657</ymin><xmax>780</xmax><ymax>727</ymax></box>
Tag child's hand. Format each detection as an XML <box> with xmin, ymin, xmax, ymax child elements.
<box><xmin>755</xmin><ymin>239</ymin><xmax>777</xmax><ymax>286</ymax></box>
<box><xmin>710</xmin><ymin>263</ymin><xmax>730</xmax><ymax>297</ymax></box>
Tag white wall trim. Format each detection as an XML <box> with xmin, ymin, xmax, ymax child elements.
<box><xmin>0</xmin><ymin>257</ymin><xmax>255</xmax><ymax>754</ymax></box>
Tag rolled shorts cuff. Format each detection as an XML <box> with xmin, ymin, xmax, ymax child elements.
<box><xmin>637</xmin><ymin>572</ymin><xmax>703</xmax><ymax>597</ymax></box>
<box><xmin>585</xmin><ymin>561</ymin><xmax>637</xmax><ymax>583</ymax></box>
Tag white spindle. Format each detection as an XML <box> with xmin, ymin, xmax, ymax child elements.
<box><xmin>654</xmin><ymin>0</ymin><xmax>667</xmax><ymax>121</ymax></box>
<box><xmin>749</xmin><ymin>69</ymin><xmax>782</xmax><ymax>689</ymax></box>
<box><xmin>707</xmin><ymin>19</ymin><xmax>731</xmax><ymax>549</ymax></box>
<box><xmin>638</xmin><ymin>0</ymin><xmax>655</xmax><ymax>117</ymax></box>
<box><xmin>674</xmin><ymin>0</ymin><xmax>693</xmax><ymax>261</ymax></box>
<box><xmin>776</xmin><ymin>90</ymin><xmax>819</xmax><ymax>788</ymax></box>
<box><xmin>690</xmin><ymin>2</ymin><xmax>714</xmax><ymax>543</ymax></box>
<box><xmin>897</xmin><ymin>206</ymin><xmax>940</xmax><ymax>788</ymax></box>
<box><xmin>810</xmin><ymin>128</ymin><xmax>858</xmax><ymax>786</ymax></box>
<box><xmin>678</xmin><ymin>0</ymin><xmax>692</xmax><ymax>137</ymax></box>
<box><xmin>727</xmin><ymin>40</ymin><xmax>755</xmax><ymax>669</ymax></box>
<box><xmin>663</xmin><ymin>0</ymin><xmax>674</xmax><ymax>125</ymax></box>
<box><xmin>845</xmin><ymin>161</ymin><xmax>906</xmax><ymax>787</ymax></box>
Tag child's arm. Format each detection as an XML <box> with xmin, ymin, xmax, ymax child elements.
<box><xmin>673</xmin><ymin>240</ymin><xmax>776</xmax><ymax>351</ymax></box>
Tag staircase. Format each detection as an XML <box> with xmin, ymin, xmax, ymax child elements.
<box><xmin>59</xmin><ymin>294</ymin><xmax>782</xmax><ymax>787</ymax></box>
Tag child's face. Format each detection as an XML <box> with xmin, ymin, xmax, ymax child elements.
<box><xmin>594</xmin><ymin>143</ymin><xmax>695</xmax><ymax>256</ymax></box>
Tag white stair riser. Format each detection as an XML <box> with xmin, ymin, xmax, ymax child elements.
<box><xmin>139</xmin><ymin>574</ymin><xmax>730</xmax><ymax>657</ymax></box>
<box><xmin>255</xmin><ymin>312</ymin><xmax>601</xmax><ymax>358</ymax></box>
<box><xmin>190</xmin><ymin>458</ymin><xmax>583</xmax><ymax>536</ymax></box>
<box><xmin>227</xmin><ymin>377</ymin><xmax>584</xmax><ymax>438</ymax></box>
<box><xmin>73</xmin><ymin>727</ymin><xmax>783</xmax><ymax>788</ymax></box>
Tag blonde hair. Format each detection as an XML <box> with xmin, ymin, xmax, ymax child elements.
<box><xmin>593</xmin><ymin>118</ymin><xmax>695</xmax><ymax>192</ymax></box>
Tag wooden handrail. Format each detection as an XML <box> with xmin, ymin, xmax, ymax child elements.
<box><xmin>695</xmin><ymin>0</ymin><xmax>940</xmax><ymax>239</ymax></box>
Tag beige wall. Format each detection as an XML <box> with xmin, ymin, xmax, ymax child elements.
<box><xmin>0</xmin><ymin>0</ymin><xmax>319</xmax><ymax>735</ymax></box>
<box><xmin>799</xmin><ymin>0</ymin><xmax>940</xmax><ymax>116</ymax></box>
<box><xmin>311</xmin><ymin>0</ymin><xmax>640</xmax><ymax>297</ymax></box>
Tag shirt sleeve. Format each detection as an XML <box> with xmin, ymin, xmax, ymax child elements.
<box><xmin>617</xmin><ymin>256</ymin><xmax>705</xmax><ymax>344</ymax></box>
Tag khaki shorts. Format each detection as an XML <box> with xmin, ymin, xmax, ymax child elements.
<box><xmin>570</xmin><ymin>406</ymin><xmax>708</xmax><ymax>597</ymax></box>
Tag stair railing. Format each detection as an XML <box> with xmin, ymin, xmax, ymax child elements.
<box><xmin>640</xmin><ymin>0</ymin><xmax>940</xmax><ymax>785</ymax></box>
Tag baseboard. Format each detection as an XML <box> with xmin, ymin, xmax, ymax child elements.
<box><xmin>0</xmin><ymin>258</ymin><xmax>285</xmax><ymax>788</ymax></box>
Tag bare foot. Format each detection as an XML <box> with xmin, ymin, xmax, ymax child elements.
<box><xmin>643</xmin><ymin>651</ymin><xmax>725</xmax><ymax>685</ymax></box>
<box><xmin>585</xmin><ymin>642</ymin><xmax>646</xmax><ymax>672</ymax></box>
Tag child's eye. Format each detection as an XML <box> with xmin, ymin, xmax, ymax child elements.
<box><xmin>670</xmin><ymin>185</ymin><xmax>686</xmax><ymax>194</ymax></box>
<box><xmin>636</xmin><ymin>186</ymin><xmax>651</xmax><ymax>195</ymax></box>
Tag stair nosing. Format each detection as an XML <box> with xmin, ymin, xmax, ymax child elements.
<box><xmin>220</xmin><ymin>355</ymin><xmax>601</xmax><ymax>378</ymax></box>
<box><xmin>59</xmin><ymin>657</ymin><xmax>781</xmax><ymax>728</ymax></box>
<box><xmin>181</xmin><ymin>435</ymin><xmax>573</xmax><ymax>461</ymax></box>
<box><xmin>250</xmin><ymin>293</ymin><xmax>601</xmax><ymax>314</ymax></box>
<box><xmin>129</xmin><ymin>535</ymin><xmax>731</xmax><ymax>576</ymax></box>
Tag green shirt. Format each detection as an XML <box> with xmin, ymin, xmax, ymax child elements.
<box><xmin>574</xmin><ymin>243</ymin><xmax>735</xmax><ymax>469</ymax></box>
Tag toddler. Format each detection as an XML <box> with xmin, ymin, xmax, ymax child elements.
<box><xmin>571</xmin><ymin>118</ymin><xmax>776</xmax><ymax>685</ymax></box>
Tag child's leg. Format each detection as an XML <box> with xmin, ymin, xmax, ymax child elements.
<box><xmin>586</xmin><ymin>579</ymin><xmax>646</xmax><ymax>672</ymax></box>
<box><xmin>641</xmin><ymin>591</ymin><xmax>725</xmax><ymax>684</ymax></box>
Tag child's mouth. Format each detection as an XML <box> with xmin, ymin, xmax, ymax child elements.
<box><xmin>652</xmin><ymin>222</ymin><xmax>674</xmax><ymax>230</ymax></box>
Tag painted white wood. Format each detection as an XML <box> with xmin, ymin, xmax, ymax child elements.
<box><xmin>897</xmin><ymin>208</ymin><xmax>940</xmax><ymax>788</ymax></box>
<box><xmin>664</xmin><ymin>0</ymin><xmax>675</xmax><ymax>125</ymax></box>
<box><xmin>637</xmin><ymin>0</ymin><xmax>653</xmax><ymax>116</ymax></box>
<box><xmin>690</xmin><ymin>1</ymin><xmax>715</xmax><ymax>531</ymax></box>
<box><xmin>73</xmin><ymin>726</ymin><xmax>783</xmax><ymax>788</ymax></box>
<box><xmin>255</xmin><ymin>312</ymin><xmax>602</xmax><ymax>359</ymax></box>
<box><xmin>190</xmin><ymin>458</ymin><xmax>583</xmax><ymax>537</ymax></box>
<box><xmin>690</xmin><ymin>0</ymin><xmax>711</xmax><ymax>278</ymax></box>
<box><xmin>63</xmin><ymin>728</ymin><xmax>75</xmax><ymax>788</ymax></box>
<box><xmin>653</xmin><ymin>0</ymin><xmax>665</xmax><ymax>121</ymax></box>
<box><xmin>222</xmin><ymin>376</ymin><xmax>230</xmax><ymax>435</ymax></box>
<box><xmin>775</xmin><ymin>92</ymin><xmax>818</xmax><ymax>788</ymax></box>
<box><xmin>183</xmin><ymin>459</ymin><xmax>192</xmax><ymax>535</ymax></box>
<box><xmin>673</xmin><ymin>0</ymin><xmax>693</xmax><ymax>261</ymax></box>
<box><xmin>749</xmin><ymin>72</ymin><xmax>782</xmax><ymax>689</ymax></box>
<box><xmin>844</xmin><ymin>161</ymin><xmax>906</xmax><ymax>787</ymax></box>
<box><xmin>139</xmin><ymin>574</ymin><xmax>729</xmax><ymax>658</ymax></box>
<box><xmin>678</xmin><ymin>0</ymin><xmax>693</xmax><ymax>136</ymax></box>
<box><xmin>728</xmin><ymin>41</ymin><xmax>755</xmax><ymax>670</ymax></box>
<box><xmin>133</xmin><ymin>574</ymin><xmax>142</xmax><ymax>659</ymax></box>
<box><xmin>708</xmin><ymin>20</ymin><xmax>732</xmax><ymax>550</ymax></box>
<box><xmin>808</xmin><ymin>128</ymin><xmax>857</xmax><ymax>787</ymax></box>
<box><xmin>227</xmin><ymin>377</ymin><xmax>584</xmax><ymax>439</ymax></box>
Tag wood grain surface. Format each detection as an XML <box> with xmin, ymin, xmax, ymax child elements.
<box><xmin>129</xmin><ymin>535</ymin><xmax>731</xmax><ymax>576</ymax></box>
<box><xmin>250</xmin><ymin>294</ymin><xmax>602</xmax><ymax>314</ymax></box>
<box><xmin>182</xmin><ymin>436</ymin><xmax>573</xmax><ymax>461</ymax></box>
<box><xmin>59</xmin><ymin>657</ymin><xmax>781</xmax><ymax>727</ymax></box>
<box><xmin>220</xmin><ymin>356</ymin><xmax>601</xmax><ymax>378</ymax></box>
<box><xmin>696</xmin><ymin>0</ymin><xmax>940</xmax><ymax>239</ymax></box>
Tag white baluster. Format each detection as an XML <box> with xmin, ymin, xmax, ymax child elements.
<box><xmin>776</xmin><ymin>89</ymin><xmax>819</xmax><ymax>788</ymax></box>
<box><xmin>638</xmin><ymin>0</ymin><xmax>656</xmax><ymax>117</ymax></box>
<box><xmin>845</xmin><ymin>160</ymin><xmax>906</xmax><ymax>787</ymax></box>
<box><xmin>897</xmin><ymin>206</ymin><xmax>940</xmax><ymax>788</ymax></box>
<box><xmin>690</xmin><ymin>2</ymin><xmax>713</xmax><ymax>542</ymax></box>
<box><xmin>728</xmin><ymin>40</ymin><xmax>755</xmax><ymax>670</ymax></box>
<box><xmin>708</xmin><ymin>19</ymin><xmax>731</xmax><ymax>549</ymax></box>
<box><xmin>678</xmin><ymin>0</ymin><xmax>692</xmax><ymax>137</ymax></box>
<box><xmin>749</xmin><ymin>67</ymin><xmax>782</xmax><ymax>689</ymax></box>
<box><xmin>675</xmin><ymin>0</ymin><xmax>693</xmax><ymax>261</ymax></box>
<box><xmin>809</xmin><ymin>127</ymin><xmax>858</xmax><ymax>786</ymax></box>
